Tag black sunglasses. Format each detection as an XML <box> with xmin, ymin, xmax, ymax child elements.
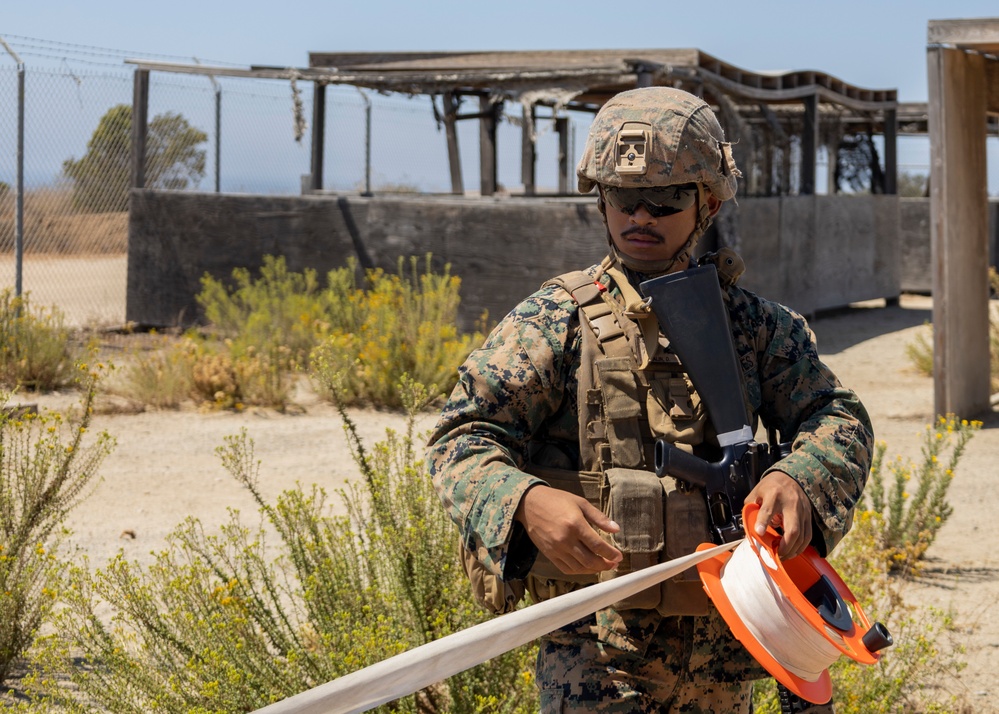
<box><xmin>602</xmin><ymin>184</ymin><xmax>698</xmax><ymax>218</ymax></box>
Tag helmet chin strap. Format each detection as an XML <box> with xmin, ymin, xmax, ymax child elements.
<box><xmin>601</xmin><ymin>184</ymin><xmax>715</xmax><ymax>277</ymax></box>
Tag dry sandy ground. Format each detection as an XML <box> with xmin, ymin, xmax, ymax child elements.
<box><xmin>21</xmin><ymin>294</ymin><xmax>999</xmax><ymax>711</ymax></box>
<box><xmin>0</xmin><ymin>255</ymin><xmax>127</xmax><ymax>327</ymax></box>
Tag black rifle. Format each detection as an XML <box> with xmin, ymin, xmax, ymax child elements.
<box><xmin>639</xmin><ymin>264</ymin><xmax>788</xmax><ymax>544</ymax></box>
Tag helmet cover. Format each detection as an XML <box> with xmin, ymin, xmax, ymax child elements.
<box><xmin>577</xmin><ymin>87</ymin><xmax>740</xmax><ymax>200</ymax></box>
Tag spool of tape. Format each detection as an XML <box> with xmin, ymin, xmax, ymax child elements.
<box><xmin>697</xmin><ymin>503</ymin><xmax>885</xmax><ymax>703</ymax></box>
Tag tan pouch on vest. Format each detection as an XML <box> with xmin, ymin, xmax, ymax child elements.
<box><xmin>659</xmin><ymin>479</ymin><xmax>712</xmax><ymax>616</ymax></box>
<box><xmin>588</xmin><ymin>468</ymin><xmax>713</xmax><ymax>615</ymax></box>
<box><xmin>598</xmin><ymin>467</ymin><xmax>664</xmax><ymax>611</ymax></box>
<box><xmin>460</xmin><ymin>537</ymin><xmax>526</xmax><ymax>615</ymax></box>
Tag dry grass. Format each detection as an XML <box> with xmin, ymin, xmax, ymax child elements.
<box><xmin>0</xmin><ymin>186</ymin><xmax>127</xmax><ymax>255</ymax></box>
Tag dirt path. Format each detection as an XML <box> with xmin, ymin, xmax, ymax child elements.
<box><xmin>24</xmin><ymin>294</ymin><xmax>999</xmax><ymax>710</ymax></box>
<box><xmin>812</xmin><ymin>295</ymin><xmax>999</xmax><ymax>711</ymax></box>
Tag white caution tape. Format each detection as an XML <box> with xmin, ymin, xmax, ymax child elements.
<box><xmin>253</xmin><ymin>540</ymin><xmax>740</xmax><ymax>714</ymax></box>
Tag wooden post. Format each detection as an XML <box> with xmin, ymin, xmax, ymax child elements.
<box><xmin>310</xmin><ymin>82</ymin><xmax>326</xmax><ymax>192</ymax></box>
<box><xmin>521</xmin><ymin>103</ymin><xmax>536</xmax><ymax>196</ymax></box>
<box><xmin>800</xmin><ymin>93</ymin><xmax>818</xmax><ymax>195</ymax></box>
<box><xmin>479</xmin><ymin>96</ymin><xmax>498</xmax><ymax>196</ymax></box>
<box><xmin>556</xmin><ymin>116</ymin><xmax>569</xmax><ymax>194</ymax></box>
<box><xmin>443</xmin><ymin>92</ymin><xmax>463</xmax><ymax>195</ymax></box>
<box><xmin>636</xmin><ymin>64</ymin><xmax>653</xmax><ymax>88</ymax></box>
<box><xmin>131</xmin><ymin>69</ymin><xmax>150</xmax><ymax>191</ymax></box>
<box><xmin>883</xmin><ymin>108</ymin><xmax>897</xmax><ymax>195</ymax></box>
<box><xmin>928</xmin><ymin>46</ymin><xmax>991</xmax><ymax>417</ymax></box>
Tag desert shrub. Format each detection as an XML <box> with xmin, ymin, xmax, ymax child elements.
<box><xmin>752</xmin><ymin>512</ymin><xmax>969</xmax><ymax>713</ymax></box>
<box><xmin>110</xmin><ymin>332</ymin><xmax>294</xmax><ymax>413</ymax></box>
<box><xmin>906</xmin><ymin>309</ymin><xmax>999</xmax><ymax>394</ymax></box>
<box><xmin>904</xmin><ymin>322</ymin><xmax>934</xmax><ymax>378</ymax></box>
<box><xmin>106</xmin><ymin>334</ymin><xmax>193</xmax><ymax>409</ymax></box>
<box><xmin>196</xmin><ymin>254</ymin><xmax>483</xmax><ymax>410</ymax></box>
<box><xmin>864</xmin><ymin>415</ymin><xmax>980</xmax><ymax>575</ymax></box>
<box><xmin>197</xmin><ymin>255</ymin><xmax>327</xmax><ymax>369</ymax></box>
<box><xmin>0</xmin><ymin>290</ymin><xmax>78</xmax><ymax>392</ymax></box>
<box><xmin>188</xmin><ymin>341</ymin><xmax>293</xmax><ymax>412</ymax></box>
<box><xmin>0</xmin><ymin>366</ymin><xmax>115</xmax><ymax>686</ymax></box>
<box><xmin>23</xmin><ymin>372</ymin><xmax>536</xmax><ymax>712</ymax></box>
<box><xmin>313</xmin><ymin>255</ymin><xmax>485</xmax><ymax>408</ymax></box>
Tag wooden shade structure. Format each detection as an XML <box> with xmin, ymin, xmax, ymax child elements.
<box><xmin>306</xmin><ymin>49</ymin><xmax>898</xmax><ymax>198</ymax></box>
<box><xmin>927</xmin><ymin>19</ymin><xmax>999</xmax><ymax>417</ymax></box>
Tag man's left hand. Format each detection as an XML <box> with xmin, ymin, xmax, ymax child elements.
<box><xmin>745</xmin><ymin>471</ymin><xmax>813</xmax><ymax>560</ymax></box>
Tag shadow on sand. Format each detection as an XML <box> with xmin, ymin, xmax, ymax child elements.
<box><xmin>810</xmin><ymin>298</ymin><xmax>933</xmax><ymax>355</ymax></box>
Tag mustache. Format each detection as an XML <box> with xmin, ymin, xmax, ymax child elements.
<box><xmin>621</xmin><ymin>226</ymin><xmax>665</xmax><ymax>243</ymax></box>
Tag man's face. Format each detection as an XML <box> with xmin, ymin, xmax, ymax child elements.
<box><xmin>600</xmin><ymin>186</ymin><xmax>720</xmax><ymax>268</ymax></box>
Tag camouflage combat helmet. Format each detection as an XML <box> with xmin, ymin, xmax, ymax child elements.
<box><xmin>576</xmin><ymin>87</ymin><xmax>740</xmax><ymax>200</ymax></box>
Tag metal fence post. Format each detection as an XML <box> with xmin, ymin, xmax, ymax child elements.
<box><xmin>357</xmin><ymin>88</ymin><xmax>372</xmax><ymax>196</ymax></box>
<box><xmin>1</xmin><ymin>37</ymin><xmax>25</xmax><ymax>297</ymax></box>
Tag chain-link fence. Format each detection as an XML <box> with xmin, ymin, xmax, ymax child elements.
<box><xmin>0</xmin><ymin>36</ymin><xmax>591</xmax><ymax>328</ymax></box>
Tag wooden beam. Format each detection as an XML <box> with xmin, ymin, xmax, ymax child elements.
<box><xmin>927</xmin><ymin>18</ymin><xmax>999</xmax><ymax>52</ymax></box>
<box><xmin>928</xmin><ymin>46</ymin><xmax>992</xmax><ymax>417</ymax></box>
<box><xmin>479</xmin><ymin>96</ymin><xmax>498</xmax><ymax>196</ymax></box>
<box><xmin>987</xmin><ymin>58</ymin><xmax>999</xmax><ymax>115</ymax></box>
<box><xmin>556</xmin><ymin>116</ymin><xmax>569</xmax><ymax>194</ymax></box>
<box><xmin>131</xmin><ymin>69</ymin><xmax>150</xmax><ymax>191</ymax></box>
<box><xmin>310</xmin><ymin>83</ymin><xmax>326</xmax><ymax>192</ymax></box>
<box><xmin>521</xmin><ymin>104</ymin><xmax>536</xmax><ymax>196</ymax></box>
<box><xmin>800</xmin><ymin>94</ymin><xmax>818</xmax><ymax>195</ymax></box>
<box><xmin>443</xmin><ymin>92</ymin><xmax>463</xmax><ymax>195</ymax></box>
<box><xmin>883</xmin><ymin>108</ymin><xmax>897</xmax><ymax>195</ymax></box>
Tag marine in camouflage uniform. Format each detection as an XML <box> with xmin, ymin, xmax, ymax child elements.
<box><xmin>427</xmin><ymin>88</ymin><xmax>873</xmax><ymax>713</ymax></box>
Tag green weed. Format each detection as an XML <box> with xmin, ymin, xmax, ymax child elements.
<box><xmin>904</xmin><ymin>323</ymin><xmax>934</xmax><ymax>378</ymax></box>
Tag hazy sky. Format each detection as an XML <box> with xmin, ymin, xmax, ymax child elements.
<box><xmin>5</xmin><ymin>0</ymin><xmax>998</xmax><ymax>102</ymax></box>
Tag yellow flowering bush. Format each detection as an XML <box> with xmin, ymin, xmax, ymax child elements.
<box><xmin>0</xmin><ymin>289</ymin><xmax>78</xmax><ymax>391</ymax></box>
<box><xmin>0</xmin><ymin>364</ymin><xmax>114</xmax><ymax>686</ymax></box>
<box><xmin>864</xmin><ymin>415</ymin><xmax>981</xmax><ymax>575</ymax></box>
<box><xmin>120</xmin><ymin>253</ymin><xmax>484</xmax><ymax>412</ymax></box>
<box><xmin>312</xmin><ymin>255</ymin><xmax>486</xmax><ymax>408</ymax></box>
<box><xmin>22</xmin><ymin>375</ymin><xmax>536</xmax><ymax>713</ymax></box>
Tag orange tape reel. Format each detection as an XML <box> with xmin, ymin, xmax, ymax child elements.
<box><xmin>697</xmin><ymin>503</ymin><xmax>890</xmax><ymax>704</ymax></box>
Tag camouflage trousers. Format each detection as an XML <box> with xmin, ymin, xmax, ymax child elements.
<box><xmin>536</xmin><ymin>606</ymin><xmax>766</xmax><ymax>713</ymax></box>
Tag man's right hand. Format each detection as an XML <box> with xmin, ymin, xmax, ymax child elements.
<box><xmin>515</xmin><ymin>484</ymin><xmax>623</xmax><ymax>575</ymax></box>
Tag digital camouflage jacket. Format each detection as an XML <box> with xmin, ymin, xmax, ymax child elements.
<box><xmin>427</xmin><ymin>259</ymin><xmax>874</xmax><ymax>583</ymax></box>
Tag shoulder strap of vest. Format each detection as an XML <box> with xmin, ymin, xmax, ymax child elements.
<box><xmin>543</xmin><ymin>270</ymin><xmax>605</xmax><ymax>308</ymax></box>
<box><xmin>603</xmin><ymin>265</ymin><xmax>660</xmax><ymax>369</ymax></box>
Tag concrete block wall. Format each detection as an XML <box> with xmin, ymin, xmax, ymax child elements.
<box><xmin>736</xmin><ymin>195</ymin><xmax>900</xmax><ymax>315</ymax></box>
<box><xmin>898</xmin><ymin>198</ymin><xmax>999</xmax><ymax>293</ymax></box>
<box><xmin>127</xmin><ymin>190</ymin><xmax>903</xmax><ymax>331</ymax></box>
